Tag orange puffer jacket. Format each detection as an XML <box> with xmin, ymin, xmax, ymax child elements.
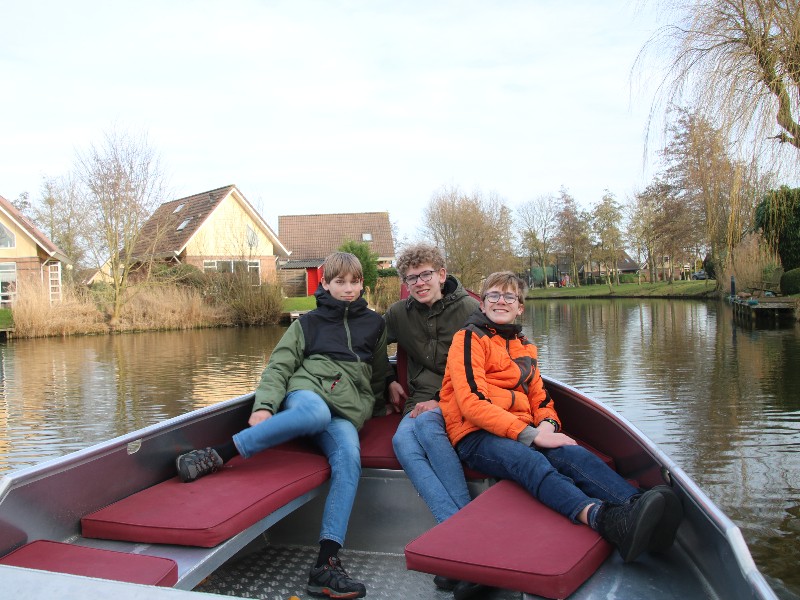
<box><xmin>439</xmin><ymin>310</ymin><xmax>561</xmax><ymax>447</ymax></box>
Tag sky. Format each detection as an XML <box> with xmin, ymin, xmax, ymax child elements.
<box><xmin>2</xmin><ymin>0</ymin><xmax>665</xmax><ymax>246</ymax></box>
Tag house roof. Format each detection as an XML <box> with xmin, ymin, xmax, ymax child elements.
<box><xmin>282</xmin><ymin>259</ymin><xmax>325</xmax><ymax>269</ymax></box>
<box><xmin>131</xmin><ymin>185</ymin><xmax>289</xmax><ymax>259</ymax></box>
<box><xmin>278</xmin><ymin>212</ymin><xmax>394</xmax><ymax>261</ymax></box>
<box><xmin>0</xmin><ymin>194</ymin><xmax>69</xmax><ymax>263</ymax></box>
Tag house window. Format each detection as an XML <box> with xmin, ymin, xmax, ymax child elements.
<box><xmin>362</xmin><ymin>233</ymin><xmax>372</xmax><ymax>242</ymax></box>
<box><xmin>172</xmin><ymin>203</ymin><xmax>184</xmax><ymax>214</ymax></box>
<box><xmin>0</xmin><ymin>263</ymin><xmax>17</xmax><ymax>306</ymax></box>
<box><xmin>203</xmin><ymin>260</ymin><xmax>260</xmax><ymax>283</ymax></box>
<box><xmin>0</xmin><ymin>223</ymin><xmax>15</xmax><ymax>248</ymax></box>
<box><xmin>177</xmin><ymin>218</ymin><xmax>191</xmax><ymax>231</ymax></box>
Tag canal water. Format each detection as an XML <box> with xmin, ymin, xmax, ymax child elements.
<box><xmin>0</xmin><ymin>298</ymin><xmax>798</xmax><ymax>598</ymax></box>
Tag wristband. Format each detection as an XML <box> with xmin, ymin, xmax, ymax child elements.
<box><xmin>541</xmin><ymin>418</ymin><xmax>560</xmax><ymax>432</ymax></box>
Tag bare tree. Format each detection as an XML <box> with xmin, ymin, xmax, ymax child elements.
<box><xmin>422</xmin><ymin>185</ymin><xmax>515</xmax><ymax>290</ymax></box>
<box><xmin>75</xmin><ymin>129</ymin><xmax>169</xmax><ymax>325</ymax></box>
<box><xmin>517</xmin><ymin>194</ymin><xmax>558</xmax><ymax>286</ymax></box>
<box><xmin>640</xmin><ymin>0</ymin><xmax>800</xmax><ymax>164</ymax></box>
<box><xmin>553</xmin><ymin>188</ymin><xmax>591</xmax><ymax>286</ymax></box>
<box><xmin>34</xmin><ymin>175</ymin><xmax>88</xmax><ymax>282</ymax></box>
<box><xmin>591</xmin><ymin>190</ymin><xmax>625</xmax><ymax>288</ymax></box>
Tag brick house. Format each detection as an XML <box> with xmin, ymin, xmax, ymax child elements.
<box><xmin>0</xmin><ymin>194</ymin><xmax>69</xmax><ymax>306</ymax></box>
<box><xmin>278</xmin><ymin>212</ymin><xmax>395</xmax><ymax>296</ymax></box>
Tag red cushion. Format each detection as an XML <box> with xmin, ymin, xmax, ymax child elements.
<box><xmin>81</xmin><ymin>449</ymin><xmax>330</xmax><ymax>547</ymax></box>
<box><xmin>359</xmin><ymin>412</ymin><xmax>403</xmax><ymax>469</ymax></box>
<box><xmin>0</xmin><ymin>540</ymin><xmax>178</xmax><ymax>587</ymax></box>
<box><xmin>405</xmin><ymin>480</ymin><xmax>612</xmax><ymax>599</ymax></box>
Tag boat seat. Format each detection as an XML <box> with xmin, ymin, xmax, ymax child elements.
<box><xmin>81</xmin><ymin>448</ymin><xmax>330</xmax><ymax>547</ymax></box>
<box><xmin>0</xmin><ymin>539</ymin><xmax>178</xmax><ymax>587</ymax></box>
<box><xmin>404</xmin><ymin>479</ymin><xmax>612</xmax><ymax>600</ymax></box>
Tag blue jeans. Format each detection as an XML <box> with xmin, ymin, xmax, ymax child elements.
<box><xmin>233</xmin><ymin>390</ymin><xmax>361</xmax><ymax>546</ymax></box>
<box><xmin>393</xmin><ymin>409</ymin><xmax>471</xmax><ymax>523</ymax></box>
<box><xmin>456</xmin><ymin>430</ymin><xmax>637</xmax><ymax>522</ymax></box>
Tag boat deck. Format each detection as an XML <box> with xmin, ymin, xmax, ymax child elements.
<box><xmin>196</xmin><ymin>543</ymin><xmax>519</xmax><ymax>600</ymax></box>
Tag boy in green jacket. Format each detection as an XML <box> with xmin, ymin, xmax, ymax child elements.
<box><xmin>175</xmin><ymin>252</ymin><xmax>388</xmax><ymax>600</ymax></box>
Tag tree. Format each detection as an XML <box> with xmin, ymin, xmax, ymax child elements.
<box><xmin>422</xmin><ymin>185</ymin><xmax>515</xmax><ymax>290</ymax></box>
<box><xmin>33</xmin><ymin>175</ymin><xmax>88</xmax><ymax>282</ymax></box>
<box><xmin>74</xmin><ymin>129</ymin><xmax>169</xmax><ymax>326</ymax></box>
<box><xmin>660</xmin><ymin>108</ymin><xmax>763</xmax><ymax>283</ymax></box>
<box><xmin>517</xmin><ymin>194</ymin><xmax>558</xmax><ymax>285</ymax></box>
<box><xmin>591</xmin><ymin>190</ymin><xmax>624</xmax><ymax>288</ymax></box>
<box><xmin>339</xmin><ymin>240</ymin><xmax>379</xmax><ymax>291</ymax></box>
<box><xmin>553</xmin><ymin>188</ymin><xmax>591</xmax><ymax>286</ymax></box>
<box><xmin>11</xmin><ymin>192</ymin><xmax>32</xmax><ymax>214</ymax></box>
<box><xmin>642</xmin><ymin>0</ymin><xmax>800</xmax><ymax>161</ymax></box>
<box><xmin>755</xmin><ymin>186</ymin><xmax>800</xmax><ymax>270</ymax></box>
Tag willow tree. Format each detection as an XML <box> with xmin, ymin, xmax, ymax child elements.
<box><xmin>642</xmin><ymin>0</ymin><xmax>800</xmax><ymax>161</ymax></box>
<box><xmin>422</xmin><ymin>185</ymin><xmax>515</xmax><ymax>291</ymax></box>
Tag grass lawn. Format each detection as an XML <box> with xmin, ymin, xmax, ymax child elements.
<box><xmin>282</xmin><ymin>296</ymin><xmax>316</xmax><ymax>312</ymax></box>
<box><xmin>0</xmin><ymin>308</ymin><xmax>13</xmax><ymax>329</ymax></box>
<box><xmin>525</xmin><ymin>279</ymin><xmax>720</xmax><ymax>300</ymax></box>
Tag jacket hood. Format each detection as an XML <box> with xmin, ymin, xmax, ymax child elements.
<box><xmin>464</xmin><ymin>308</ymin><xmax>524</xmax><ymax>340</ymax></box>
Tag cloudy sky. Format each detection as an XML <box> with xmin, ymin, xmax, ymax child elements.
<box><xmin>2</xmin><ymin>0</ymin><xmax>665</xmax><ymax>244</ymax></box>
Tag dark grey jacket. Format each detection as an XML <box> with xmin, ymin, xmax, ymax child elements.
<box><xmin>384</xmin><ymin>275</ymin><xmax>479</xmax><ymax>415</ymax></box>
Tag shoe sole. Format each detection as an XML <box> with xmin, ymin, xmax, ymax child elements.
<box><xmin>307</xmin><ymin>585</ymin><xmax>366</xmax><ymax>599</ymax></box>
<box><xmin>649</xmin><ymin>485</ymin><xmax>684</xmax><ymax>552</ymax></box>
<box><xmin>619</xmin><ymin>491</ymin><xmax>665</xmax><ymax>563</ymax></box>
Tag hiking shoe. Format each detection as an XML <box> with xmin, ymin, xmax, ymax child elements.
<box><xmin>433</xmin><ymin>574</ymin><xmax>459</xmax><ymax>590</ymax></box>
<box><xmin>649</xmin><ymin>485</ymin><xmax>684</xmax><ymax>552</ymax></box>
<box><xmin>307</xmin><ymin>556</ymin><xmax>366</xmax><ymax>599</ymax></box>
<box><xmin>596</xmin><ymin>489</ymin><xmax>665</xmax><ymax>562</ymax></box>
<box><xmin>175</xmin><ymin>448</ymin><xmax>223</xmax><ymax>483</ymax></box>
<box><xmin>453</xmin><ymin>580</ymin><xmax>489</xmax><ymax>600</ymax></box>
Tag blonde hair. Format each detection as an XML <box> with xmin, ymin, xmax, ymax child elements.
<box><xmin>480</xmin><ymin>271</ymin><xmax>527</xmax><ymax>304</ymax></box>
<box><xmin>322</xmin><ymin>252</ymin><xmax>363</xmax><ymax>282</ymax></box>
<box><xmin>395</xmin><ymin>243</ymin><xmax>445</xmax><ymax>277</ymax></box>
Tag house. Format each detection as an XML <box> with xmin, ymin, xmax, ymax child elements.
<box><xmin>0</xmin><ymin>194</ymin><xmax>69</xmax><ymax>307</ymax></box>
<box><xmin>127</xmin><ymin>185</ymin><xmax>290</xmax><ymax>284</ymax></box>
<box><xmin>278</xmin><ymin>212</ymin><xmax>395</xmax><ymax>296</ymax></box>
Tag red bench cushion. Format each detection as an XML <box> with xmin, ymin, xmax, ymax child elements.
<box><xmin>359</xmin><ymin>412</ymin><xmax>403</xmax><ymax>469</ymax></box>
<box><xmin>405</xmin><ymin>480</ymin><xmax>612</xmax><ymax>599</ymax></box>
<box><xmin>0</xmin><ymin>540</ymin><xmax>178</xmax><ymax>587</ymax></box>
<box><xmin>81</xmin><ymin>449</ymin><xmax>330</xmax><ymax>548</ymax></box>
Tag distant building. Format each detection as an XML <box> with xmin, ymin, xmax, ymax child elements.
<box><xmin>110</xmin><ymin>184</ymin><xmax>289</xmax><ymax>284</ymax></box>
<box><xmin>278</xmin><ymin>212</ymin><xmax>395</xmax><ymax>296</ymax></box>
<box><xmin>0</xmin><ymin>194</ymin><xmax>69</xmax><ymax>306</ymax></box>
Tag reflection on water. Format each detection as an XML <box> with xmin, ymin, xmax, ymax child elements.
<box><xmin>522</xmin><ymin>299</ymin><xmax>800</xmax><ymax>599</ymax></box>
<box><xmin>0</xmin><ymin>300</ymin><xmax>798</xmax><ymax>597</ymax></box>
<box><xmin>0</xmin><ymin>327</ymin><xmax>285</xmax><ymax>472</ymax></box>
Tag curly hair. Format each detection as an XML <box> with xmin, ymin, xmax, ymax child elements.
<box><xmin>395</xmin><ymin>243</ymin><xmax>446</xmax><ymax>277</ymax></box>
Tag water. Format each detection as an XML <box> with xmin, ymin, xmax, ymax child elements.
<box><xmin>0</xmin><ymin>299</ymin><xmax>798</xmax><ymax>598</ymax></box>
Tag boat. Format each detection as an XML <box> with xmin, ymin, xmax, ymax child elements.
<box><xmin>0</xmin><ymin>375</ymin><xmax>778</xmax><ymax>600</ymax></box>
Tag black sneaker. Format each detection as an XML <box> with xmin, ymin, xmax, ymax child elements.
<box><xmin>596</xmin><ymin>489</ymin><xmax>665</xmax><ymax>562</ymax></box>
<box><xmin>175</xmin><ymin>448</ymin><xmax>223</xmax><ymax>483</ymax></box>
<box><xmin>649</xmin><ymin>485</ymin><xmax>683</xmax><ymax>552</ymax></box>
<box><xmin>433</xmin><ymin>574</ymin><xmax>459</xmax><ymax>590</ymax></box>
<box><xmin>453</xmin><ymin>580</ymin><xmax>490</xmax><ymax>600</ymax></box>
<box><xmin>307</xmin><ymin>556</ymin><xmax>366</xmax><ymax>599</ymax></box>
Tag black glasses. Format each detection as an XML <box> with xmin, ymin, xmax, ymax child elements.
<box><xmin>483</xmin><ymin>291</ymin><xmax>519</xmax><ymax>304</ymax></box>
<box><xmin>403</xmin><ymin>270</ymin><xmax>435</xmax><ymax>285</ymax></box>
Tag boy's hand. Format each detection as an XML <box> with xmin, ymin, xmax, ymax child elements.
<box><xmin>248</xmin><ymin>409</ymin><xmax>273</xmax><ymax>427</ymax></box>
<box><xmin>410</xmin><ymin>399</ymin><xmax>438</xmax><ymax>418</ymax></box>
<box><xmin>532</xmin><ymin>431</ymin><xmax>577</xmax><ymax>449</ymax></box>
<box><xmin>388</xmin><ymin>381</ymin><xmax>407</xmax><ymax>413</ymax></box>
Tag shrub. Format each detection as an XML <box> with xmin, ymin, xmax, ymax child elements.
<box><xmin>780</xmin><ymin>267</ymin><xmax>800</xmax><ymax>295</ymax></box>
<box><xmin>118</xmin><ymin>285</ymin><xmax>230</xmax><ymax>330</ymax></box>
<box><xmin>367</xmin><ymin>276</ymin><xmax>400</xmax><ymax>313</ymax></box>
<box><xmin>338</xmin><ymin>240</ymin><xmax>379</xmax><ymax>291</ymax></box>
<box><xmin>619</xmin><ymin>273</ymin><xmax>638</xmax><ymax>284</ymax></box>
<box><xmin>378</xmin><ymin>267</ymin><xmax>398</xmax><ymax>278</ymax></box>
<box><xmin>151</xmin><ymin>263</ymin><xmax>207</xmax><ymax>288</ymax></box>
<box><xmin>210</xmin><ymin>272</ymin><xmax>284</xmax><ymax>325</ymax></box>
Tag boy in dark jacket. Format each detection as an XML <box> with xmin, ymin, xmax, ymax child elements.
<box><xmin>175</xmin><ymin>252</ymin><xmax>387</xmax><ymax>599</ymax></box>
